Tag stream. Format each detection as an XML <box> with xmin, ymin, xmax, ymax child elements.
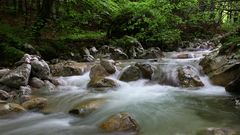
<box><xmin>0</xmin><ymin>51</ymin><xmax>240</xmax><ymax>135</ymax></box>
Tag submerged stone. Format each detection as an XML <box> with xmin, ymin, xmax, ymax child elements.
<box><xmin>100</xmin><ymin>112</ymin><xmax>140</xmax><ymax>133</ymax></box>
<box><xmin>0</xmin><ymin>103</ymin><xmax>26</xmax><ymax>115</ymax></box>
<box><xmin>22</xmin><ymin>97</ymin><xmax>48</xmax><ymax>110</ymax></box>
<box><xmin>69</xmin><ymin>98</ymin><xmax>106</xmax><ymax>117</ymax></box>
<box><xmin>197</xmin><ymin>127</ymin><xmax>238</xmax><ymax>135</ymax></box>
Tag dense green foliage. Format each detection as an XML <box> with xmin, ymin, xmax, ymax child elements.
<box><xmin>0</xmin><ymin>0</ymin><xmax>240</xmax><ymax>65</ymax></box>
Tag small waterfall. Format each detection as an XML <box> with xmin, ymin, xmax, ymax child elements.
<box><xmin>0</xmin><ymin>50</ymin><xmax>239</xmax><ymax>135</ymax></box>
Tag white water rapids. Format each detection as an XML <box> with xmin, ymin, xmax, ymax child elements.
<box><xmin>0</xmin><ymin>51</ymin><xmax>239</xmax><ymax>135</ymax></box>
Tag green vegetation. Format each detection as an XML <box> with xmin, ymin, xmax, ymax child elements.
<box><xmin>0</xmin><ymin>0</ymin><xmax>240</xmax><ymax>65</ymax></box>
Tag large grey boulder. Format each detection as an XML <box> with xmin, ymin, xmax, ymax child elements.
<box><xmin>89</xmin><ymin>64</ymin><xmax>109</xmax><ymax>80</ymax></box>
<box><xmin>0</xmin><ymin>69</ymin><xmax>10</xmax><ymax>78</ymax></box>
<box><xmin>135</xmin><ymin>63</ymin><xmax>153</xmax><ymax>80</ymax></box>
<box><xmin>200</xmin><ymin>49</ymin><xmax>240</xmax><ymax>86</ymax></box>
<box><xmin>0</xmin><ymin>64</ymin><xmax>31</xmax><ymax>89</ymax></box>
<box><xmin>88</xmin><ymin>78</ymin><xmax>117</xmax><ymax>88</ymax></box>
<box><xmin>29</xmin><ymin>77</ymin><xmax>45</xmax><ymax>88</ymax></box>
<box><xmin>31</xmin><ymin>57</ymin><xmax>50</xmax><ymax>80</ymax></box>
<box><xmin>50</xmin><ymin>60</ymin><xmax>89</xmax><ymax>77</ymax></box>
<box><xmin>119</xmin><ymin>66</ymin><xmax>141</xmax><ymax>82</ymax></box>
<box><xmin>177</xmin><ymin>66</ymin><xmax>204</xmax><ymax>88</ymax></box>
<box><xmin>100</xmin><ymin>59</ymin><xmax>116</xmax><ymax>74</ymax></box>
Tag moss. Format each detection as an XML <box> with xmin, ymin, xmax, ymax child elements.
<box><xmin>110</xmin><ymin>35</ymin><xmax>141</xmax><ymax>48</ymax></box>
<box><xmin>0</xmin><ymin>43</ymin><xmax>24</xmax><ymax>66</ymax></box>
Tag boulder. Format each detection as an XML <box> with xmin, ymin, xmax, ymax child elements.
<box><xmin>177</xmin><ymin>66</ymin><xmax>204</xmax><ymax>88</ymax></box>
<box><xmin>225</xmin><ymin>76</ymin><xmax>240</xmax><ymax>94</ymax></box>
<box><xmin>197</xmin><ymin>127</ymin><xmax>238</xmax><ymax>135</ymax></box>
<box><xmin>69</xmin><ymin>98</ymin><xmax>106</xmax><ymax>117</ymax></box>
<box><xmin>19</xmin><ymin>85</ymin><xmax>32</xmax><ymax>95</ymax></box>
<box><xmin>15</xmin><ymin>54</ymin><xmax>32</xmax><ymax>65</ymax></box>
<box><xmin>135</xmin><ymin>63</ymin><xmax>153</xmax><ymax>80</ymax></box>
<box><xmin>0</xmin><ymin>84</ymin><xmax>14</xmax><ymax>93</ymax></box>
<box><xmin>41</xmin><ymin>80</ymin><xmax>57</xmax><ymax>93</ymax></box>
<box><xmin>83</xmin><ymin>55</ymin><xmax>95</xmax><ymax>62</ymax></box>
<box><xmin>49</xmin><ymin>77</ymin><xmax>66</xmax><ymax>86</ymax></box>
<box><xmin>100</xmin><ymin>59</ymin><xmax>116</xmax><ymax>74</ymax></box>
<box><xmin>139</xmin><ymin>47</ymin><xmax>163</xmax><ymax>59</ymax></box>
<box><xmin>200</xmin><ymin>49</ymin><xmax>240</xmax><ymax>86</ymax></box>
<box><xmin>0</xmin><ymin>103</ymin><xmax>25</xmax><ymax>115</ymax></box>
<box><xmin>30</xmin><ymin>57</ymin><xmax>51</xmax><ymax>80</ymax></box>
<box><xmin>22</xmin><ymin>97</ymin><xmax>47</xmax><ymax>110</ymax></box>
<box><xmin>128</xmin><ymin>44</ymin><xmax>145</xmax><ymax>59</ymax></box>
<box><xmin>119</xmin><ymin>66</ymin><xmax>141</xmax><ymax>82</ymax></box>
<box><xmin>50</xmin><ymin>60</ymin><xmax>89</xmax><ymax>76</ymax></box>
<box><xmin>110</xmin><ymin>48</ymin><xmax>128</xmax><ymax>60</ymax></box>
<box><xmin>29</xmin><ymin>77</ymin><xmax>45</xmax><ymax>88</ymax></box>
<box><xmin>0</xmin><ymin>69</ymin><xmax>10</xmax><ymax>78</ymax></box>
<box><xmin>89</xmin><ymin>64</ymin><xmax>109</xmax><ymax>80</ymax></box>
<box><xmin>88</xmin><ymin>78</ymin><xmax>117</xmax><ymax>88</ymax></box>
<box><xmin>0</xmin><ymin>63</ymin><xmax>31</xmax><ymax>89</ymax></box>
<box><xmin>89</xmin><ymin>47</ymin><xmax>98</xmax><ymax>56</ymax></box>
<box><xmin>0</xmin><ymin>90</ymin><xmax>11</xmax><ymax>100</ymax></box>
<box><xmin>81</xmin><ymin>47</ymin><xmax>91</xmax><ymax>56</ymax></box>
<box><xmin>100</xmin><ymin>112</ymin><xmax>140</xmax><ymax>133</ymax></box>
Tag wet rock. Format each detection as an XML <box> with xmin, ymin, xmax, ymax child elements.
<box><xmin>50</xmin><ymin>60</ymin><xmax>89</xmax><ymax>76</ymax></box>
<box><xmin>89</xmin><ymin>64</ymin><xmax>109</xmax><ymax>80</ymax></box>
<box><xmin>89</xmin><ymin>47</ymin><xmax>98</xmax><ymax>56</ymax></box>
<box><xmin>176</xmin><ymin>53</ymin><xmax>194</xmax><ymax>59</ymax></box>
<box><xmin>100</xmin><ymin>112</ymin><xmax>140</xmax><ymax>133</ymax></box>
<box><xmin>0</xmin><ymin>69</ymin><xmax>10</xmax><ymax>78</ymax></box>
<box><xmin>197</xmin><ymin>127</ymin><xmax>238</xmax><ymax>135</ymax></box>
<box><xmin>19</xmin><ymin>85</ymin><xmax>32</xmax><ymax>95</ymax></box>
<box><xmin>29</xmin><ymin>77</ymin><xmax>45</xmax><ymax>88</ymax></box>
<box><xmin>49</xmin><ymin>77</ymin><xmax>66</xmax><ymax>86</ymax></box>
<box><xmin>22</xmin><ymin>97</ymin><xmax>47</xmax><ymax>110</ymax></box>
<box><xmin>88</xmin><ymin>78</ymin><xmax>117</xmax><ymax>88</ymax></box>
<box><xmin>110</xmin><ymin>48</ymin><xmax>128</xmax><ymax>60</ymax></box>
<box><xmin>81</xmin><ymin>47</ymin><xmax>91</xmax><ymax>56</ymax></box>
<box><xmin>128</xmin><ymin>44</ymin><xmax>145</xmax><ymax>59</ymax></box>
<box><xmin>0</xmin><ymin>103</ymin><xmax>26</xmax><ymax>115</ymax></box>
<box><xmin>0</xmin><ymin>90</ymin><xmax>11</xmax><ymax>100</ymax></box>
<box><xmin>41</xmin><ymin>80</ymin><xmax>57</xmax><ymax>93</ymax></box>
<box><xmin>225</xmin><ymin>76</ymin><xmax>240</xmax><ymax>94</ymax></box>
<box><xmin>30</xmin><ymin>57</ymin><xmax>50</xmax><ymax>80</ymax></box>
<box><xmin>83</xmin><ymin>55</ymin><xmax>95</xmax><ymax>62</ymax></box>
<box><xmin>98</xmin><ymin>45</ymin><xmax>110</xmax><ymax>55</ymax></box>
<box><xmin>100</xmin><ymin>59</ymin><xmax>116</xmax><ymax>74</ymax></box>
<box><xmin>200</xmin><ymin>49</ymin><xmax>240</xmax><ymax>86</ymax></box>
<box><xmin>15</xmin><ymin>54</ymin><xmax>32</xmax><ymax>65</ymax></box>
<box><xmin>0</xmin><ymin>63</ymin><xmax>31</xmax><ymax>89</ymax></box>
<box><xmin>140</xmin><ymin>47</ymin><xmax>163</xmax><ymax>59</ymax></box>
<box><xmin>135</xmin><ymin>63</ymin><xmax>153</xmax><ymax>80</ymax></box>
<box><xmin>119</xmin><ymin>66</ymin><xmax>141</xmax><ymax>82</ymax></box>
<box><xmin>177</xmin><ymin>66</ymin><xmax>204</xmax><ymax>88</ymax></box>
<box><xmin>69</xmin><ymin>98</ymin><xmax>106</xmax><ymax>117</ymax></box>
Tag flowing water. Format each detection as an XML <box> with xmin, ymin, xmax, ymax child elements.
<box><xmin>1</xmin><ymin>51</ymin><xmax>240</xmax><ymax>135</ymax></box>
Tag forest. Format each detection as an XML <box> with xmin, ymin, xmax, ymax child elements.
<box><xmin>0</xmin><ymin>1</ymin><xmax>240</xmax><ymax>135</ymax></box>
<box><xmin>0</xmin><ymin>0</ymin><xmax>240</xmax><ymax>65</ymax></box>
